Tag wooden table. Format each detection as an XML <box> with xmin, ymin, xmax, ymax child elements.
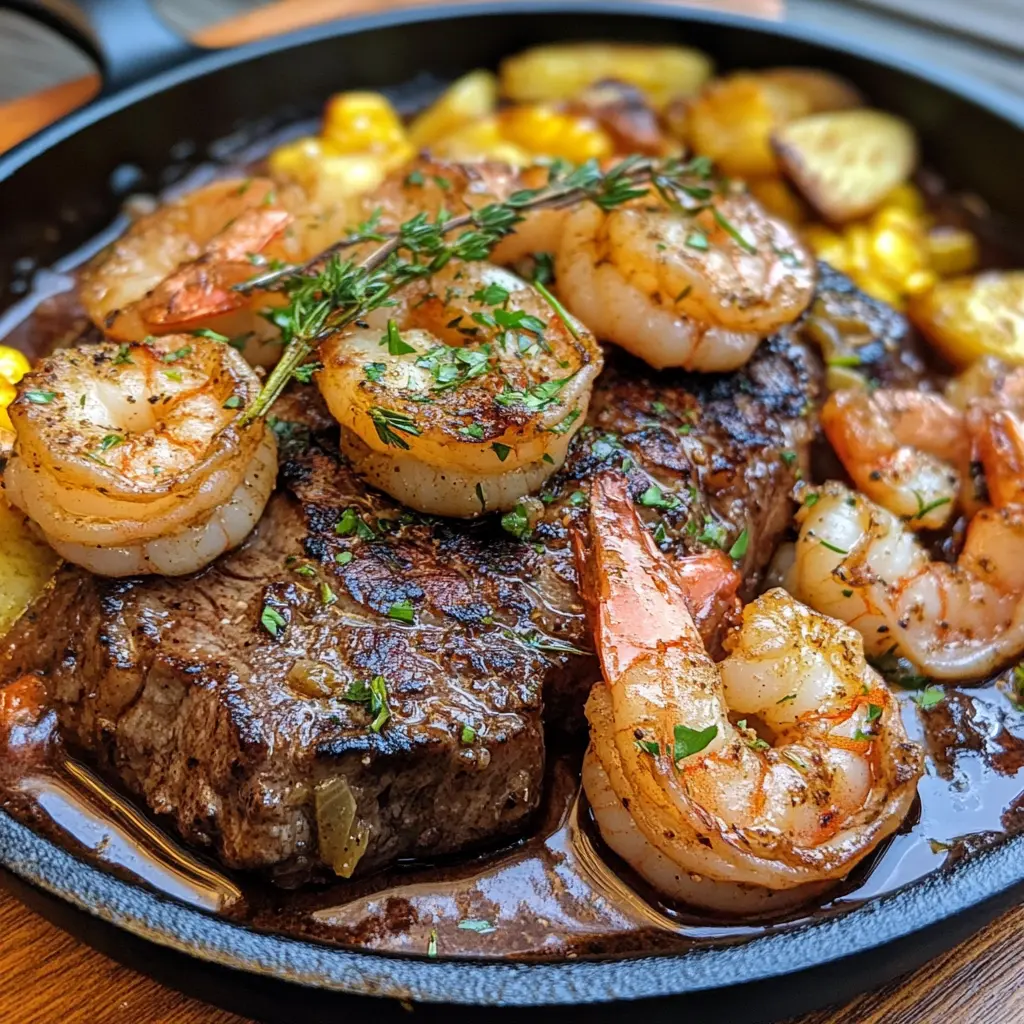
<box><xmin>1</xmin><ymin>1</ymin><xmax>1022</xmax><ymax>1022</ymax></box>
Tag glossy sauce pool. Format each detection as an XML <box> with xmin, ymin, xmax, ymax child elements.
<box><xmin>2</xmin><ymin>120</ymin><xmax>1024</xmax><ymax>962</ymax></box>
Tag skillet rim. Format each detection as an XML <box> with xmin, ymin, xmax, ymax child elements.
<box><xmin>1</xmin><ymin>0</ymin><xmax>1023</xmax><ymax>1009</ymax></box>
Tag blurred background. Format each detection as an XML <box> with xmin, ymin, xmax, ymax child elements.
<box><xmin>0</xmin><ymin>0</ymin><xmax>1021</xmax><ymax>108</ymax></box>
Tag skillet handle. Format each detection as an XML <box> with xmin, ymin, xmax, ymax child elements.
<box><xmin>7</xmin><ymin>0</ymin><xmax>201</xmax><ymax>94</ymax></box>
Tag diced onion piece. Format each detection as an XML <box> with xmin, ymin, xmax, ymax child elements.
<box><xmin>316</xmin><ymin>776</ymin><xmax>370</xmax><ymax>878</ymax></box>
<box><xmin>288</xmin><ymin>660</ymin><xmax>339</xmax><ymax>698</ymax></box>
<box><xmin>908</xmin><ymin>271</ymin><xmax>1024</xmax><ymax>367</ymax></box>
<box><xmin>773</xmin><ymin>109</ymin><xmax>917</xmax><ymax>223</ymax></box>
<box><xmin>409</xmin><ymin>70</ymin><xmax>498</xmax><ymax>148</ymax></box>
<box><xmin>499</xmin><ymin>43</ymin><xmax>713</xmax><ymax>108</ymax></box>
<box><xmin>0</xmin><ymin>496</ymin><xmax>59</xmax><ymax>638</ymax></box>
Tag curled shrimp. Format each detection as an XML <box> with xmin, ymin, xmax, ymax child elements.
<box><xmin>577</xmin><ymin>473</ymin><xmax>921</xmax><ymax>912</ymax></box>
<box><xmin>821</xmin><ymin>388</ymin><xmax>969</xmax><ymax>529</ymax></box>
<box><xmin>556</xmin><ymin>188</ymin><xmax>815</xmax><ymax>371</ymax></box>
<box><xmin>786</xmin><ymin>474</ymin><xmax>1024</xmax><ymax>681</ymax></box>
<box><xmin>3</xmin><ymin>336</ymin><xmax>276</xmax><ymax>577</ymax></box>
<box><xmin>79</xmin><ymin>178</ymin><xmax>294</xmax><ymax>348</ymax></box>
<box><xmin>318</xmin><ymin>261</ymin><xmax>601</xmax><ymax>517</ymax></box>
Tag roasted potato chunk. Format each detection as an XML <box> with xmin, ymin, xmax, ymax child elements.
<box><xmin>499</xmin><ymin>43</ymin><xmax>713</xmax><ymax>108</ymax></box>
<box><xmin>908</xmin><ymin>271</ymin><xmax>1024</xmax><ymax>366</ymax></box>
<box><xmin>687</xmin><ymin>68</ymin><xmax>861</xmax><ymax>178</ymax></box>
<box><xmin>408</xmin><ymin>70</ymin><xmax>498</xmax><ymax>148</ymax></box>
<box><xmin>569</xmin><ymin>81</ymin><xmax>674</xmax><ymax>155</ymax></box>
<box><xmin>0</xmin><ymin>497</ymin><xmax>59</xmax><ymax>638</ymax></box>
<box><xmin>773</xmin><ymin>109</ymin><xmax>917</xmax><ymax>223</ymax></box>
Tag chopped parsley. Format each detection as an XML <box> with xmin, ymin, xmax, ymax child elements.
<box><xmin>369</xmin><ymin>406</ymin><xmax>421</xmax><ymax>449</ymax></box>
<box><xmin>335</xmin><ymin>551</ymin><xmax>353</xmax><ymax>567</ymax></box>
<box><xmin>112</xmin><ymin>344</ymin><xmax>134</xmax><ymax>365</ymax></box>
<box><xmin>912</xmin><ymin>685</ymin><xmax>945</xmax><ymax>711</ymax></box>
<box><xmin>501</xmin><ymin>503</ymin><xmax>530</xmax><ymax>539</ymax></box>
<box><xmin>387</xmin><ymin>599</ymin><xmax>415</xmax><ymax>623</ymax></box>
<box><xmin>335</xmin><ymin>507</ymin><xmax>375</xmax><ymax>540</ymax></box>
<box><xmin>635</xmin><ymin>738</ymin><xmax>661</xmax><ymax>757</ymax></box>
<box><xmin>491</xmin><ymin>442</ymin><xmax>511</xmax><ymax>462</ymax></box>
<box><xmin>260</xmin><ymin>604</ymin><xmax>287</xmax><ymax>637</ymax></box>
<box><xmin>384</xmin><ymin>318</ymin><xmax>416</xmax><ymax>356</ymax></box>
<box><xmin>223</xmin><ymin>394</ymin><xmax>242</xmax><ymax>409</ymax></box>
<box><xmin>24</xmin><ymin>390</ymin><xmax>56</xmax><ymax>404</ymax></box>
<box><xmin>319</xmin><ymin>581</ymin><xmax>337</xmax><ymax>607</ymax></box>
<box><xmin>727</xmin><ymin>528</ymin><xmax>749</xmax><ymax>560</ymax></box>
<box><xmin>673</xmin><ymin>723</ymin><xmax>718</xmax><ymax>763</ymax></box>
<box><xmin>343</xmin><ymin>675</ymin><xmax>392</xmax><ymax>732</ymax></box>
<box><xmin>639</xmin><ymin>484</ymin><xmax>680</xmax><ymax>510</ymax></box>
<box><xmin>160</xmin><ymin>345</ymin><xmax>192</xmax><ymax>363</ymax></box>
<box><xmin>460</xmin><ymin>424</ymin><xmax>485</xmax><ymax>439</ymax></box>
<box><xmin>364</xmin><ymin>361</ymin><xmax>387</xmax><ymax>383</ymax></box>
<box><xmin>685</xmin><ymin>230</ymin><xmax>709</xmax><ymax>251</ymax></box>
<box><xmin>697</xmin><ymin>516</ymin><xmax>728</xmax><ymax>549</ymax></box>
<box><xmin>460</xmin><ymin>724</ymin><xmax>477</xmax><ymax>745</ymax></box>
<box><xmin>494</xmin><ymin>375</ymin><xmax>574</xmax><ymax>411</ymax></box>
<box><xmin>291</xmin><ymin>362</ymin><xmax>321</xmax><ymax>384</ymax></box>
<box><xmin>471</xmin><ymin>283</ymin><xmax>510</xmax><ymax>306</ymax></box>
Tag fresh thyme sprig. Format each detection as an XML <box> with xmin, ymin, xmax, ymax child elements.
<box><xmin>238</xmin><ymin>155</ymin><xmax>715</xmax><ymax>425</ymax></box>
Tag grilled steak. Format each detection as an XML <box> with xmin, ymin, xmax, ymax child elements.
<box><xmin>2</xmin><ymin>269</ymin><xmax>851</xmax><ymax>883</ymax></box>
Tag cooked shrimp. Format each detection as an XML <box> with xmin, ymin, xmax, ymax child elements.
<box><xmin>556</xmin><ymin>189</ymin><xmax>815</xmax><ymax>371</ymax></box>
<box><xmin>3</xmin><ymin>336</ymin><xmax>276</xmax><ymax>577</ymax></box>
<box><xmin>318</xmin><ymin>261</ymin><xmax>601</xmax><ymax>516</ymax></box>
<box><xmin>577</xmin><ymin>473</ymin><xmax>921</xmax><ymax>912</ymax></box>
<box><xmin>821</xmin><ymin>388</ymin><xmax>969</xmax><ymax>529</ymax></box>
<box><xmin>785</xmin><ymin>478</ymin><xmax>1024</xmax><ymax>680</ymax></box>
<box><xmin>368</xmin><ymin>157</ymin><xmax>568</xmax><ymax>268</ymax></box>
<box><xmin>79</xmin><ymin>178</ymin><xmax>295</xmax><ymax>349</ymax></box>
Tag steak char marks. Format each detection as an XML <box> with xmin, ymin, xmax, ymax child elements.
<box><xmin>3</xmin><ymin>286</ymin><xmax>830</xmax><ymax>883</ymax></box>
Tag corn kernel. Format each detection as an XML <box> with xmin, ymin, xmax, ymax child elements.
<box><xmin>0</xmin><ymin>347</ymin><xmax>30</xmax><ymax>386</ymax></box>
<box><xmin>871</xmin><ymin>205</ymin><xmax>924</xmax><ymax>236</ymax></box>
<box><xmin>846</xmin><ymin>224</ymin><xmax>873</xmax><ymax>274</ymax></box>
<box><xmin>322</xmin><ymin>92</ymin><xmax>408</xmax><ymax>156</ymax></box>
<box><xmin>408</xmin><ymin>70</ymin><xmax>498</xmax><ymax>148</ymax></box>
<box><xmin>881</xmin><ymin>182</ymin><xmax>925</xmax><ymax>216</ymax></box>
<box><xmin>499</xmin><ymin>104</ymin><xmax>613</xmax><ymax>163</ymax></box>
<box><xmin>927</xmin><ymin>227</ymin><xmax>979</xmax><ymax>277</ymax></box>
<box><xmin>858</xmin><ymin>274</ymin><xmax>904</xmax><ymax>309</ymax></box>
<box><xmin>904</xmin><ymin>269</ymin><xmax>939</xmax><ymax>296</ymax></box>
<box><xmin>0</xmin><ymin>377</ymin><xmax>16</xmax><ymax>432</ymax></box>
<box><xmin>803</xmin><ymin>225</ymin><xmax>850</xmax><ymax>272</ymax></box>
<box><xmin>870</xmin><ymin>225</ymin><xmax>928</xmax><ymax>284</ymax></box>
<box><xmin>268</xmin><ymin>136</ymin><xmax>329</xmax><ymax>187</ymax></box>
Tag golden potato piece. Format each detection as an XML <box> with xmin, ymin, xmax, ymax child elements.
<box><xmin>760</xmin><ymin>68</ymin><xmax>863</xmax><ymax>114</ymax></box>
<box><xmin>0</xmin><ymin>496</ymin><xmax>59</xmax><ymax>638</ymax></box>
<box><xmin>773</xmin><ymin>109</ymin><xmax>917</xmax><ymax>223</ymax></box>
<box><xmin>908</xmin><ymin>271</ymin><xmax>1024</xmax><ymax>367</ymax></box>
<box><xmin>687</xmin><ymin>68</ymin><xmax>862</xmax><ymax>178</ymax></box>
<box><xmin>499</xmin><ymin>43</ymin><xmax>713</xmax><ymax>108</ymax></box>
<box><xmin>408</xmin><ymin>70</ymin><xmax>498</xmax><ymax>148</ymax></box>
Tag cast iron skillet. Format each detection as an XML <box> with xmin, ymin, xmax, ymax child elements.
<box><xmin>1</xmin><ymin>2</ymin><xmax>1023</xmax><ymax>1021</ymax></box>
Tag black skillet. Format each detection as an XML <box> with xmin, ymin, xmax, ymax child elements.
<box><xmin>1</xmin><ymin>2</ymin><xmax>1023</xmax><ymax>1021</ymax></box>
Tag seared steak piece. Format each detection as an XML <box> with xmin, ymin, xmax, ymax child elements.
<box><xmin>3</xmin><ymin>268</ymin><xmax>856</xmax><ymax>883</ymax></box>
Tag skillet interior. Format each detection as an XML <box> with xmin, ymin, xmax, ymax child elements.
<box><xmin>1</xmin><ymin>3</ymin><xmax>1024</xmax><ymax>1017</ymax></box>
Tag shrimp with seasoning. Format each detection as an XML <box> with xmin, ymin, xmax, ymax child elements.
<box><xmin>577</xmin><ymin>473</ymin><xmax>921</xmax><ymax>913</ymax></box>
<box><xmin>556</xmin><ymin>184</ymin><xmax>815</xmax><ymax>371</ymax></box>
<box><xmin>3</xmin><ymin>336</ymin><xmax>276</xmax><ymax>577</ymax></box>
<box><xmin>821</xmin><ymin>388</ymin><xmax>969</xmax><ymax>529</ymax></box>
<box><xmin>318</xmin><ymin>261</ymin><xmax>601</xmax><ymax>517</ymax></box>
<box><xmin>785</xmin><ymin>473</ymin><xmax>1024</xmax><ymax>682</ymax></box>
<box><xmin>79</xmin><ymin>179</ymin><xmax>292</xmax><ymax>346</ymax></box>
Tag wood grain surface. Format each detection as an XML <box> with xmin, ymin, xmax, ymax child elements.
<box><xmin>1</xmin><ymin>1</ymin><xmax>1023</xmax><ymax>1022</ymax></box>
